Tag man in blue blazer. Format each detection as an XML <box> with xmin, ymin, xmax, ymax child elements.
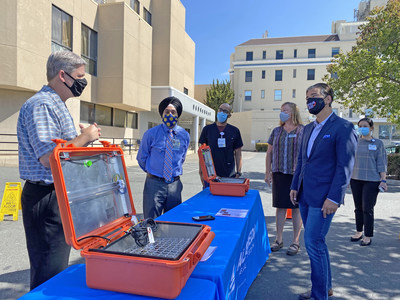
<box><xmin>290</xmin><ymin>83</ymin><xmax>357</xmax><ymax>300</ymax></box>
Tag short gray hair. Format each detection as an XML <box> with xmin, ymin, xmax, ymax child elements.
<box><xmin>46</xmin><ymin>51</ymin><xmax>87</xmax><ymax>81</ymax></box>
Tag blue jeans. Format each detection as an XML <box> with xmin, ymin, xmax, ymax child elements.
<box><xmin>299</xmin><ymin>202</ymin><xmax>334</xmax><ymax>300</ymax></box>
<box><xmin>143</xmin><ymin>175</ymin><xmax>183</xmax><ymax>219</ymax></box>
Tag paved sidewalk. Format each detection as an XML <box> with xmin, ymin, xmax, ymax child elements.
<box><xmin>1</xmin><ymin>152</ymin><xmax>399</xmax><ymax>299</ymax></box>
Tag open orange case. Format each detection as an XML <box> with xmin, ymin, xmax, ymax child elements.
<box><xmin>49</xmin><ymin>139</ymin><xmax>215</xmax><ymax>299</ymax></box>
<box><xmin>198</xmin><ymin>144</ymin><xmax>250</xmax><ymax>197</ymax></box>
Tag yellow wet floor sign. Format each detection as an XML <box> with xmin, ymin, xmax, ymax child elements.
<box><xmin>0</xmin><ymin>182</ymin><xmax>22</xmax><ymax>221</ymax></box>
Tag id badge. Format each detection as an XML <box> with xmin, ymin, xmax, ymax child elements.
<box><xmin>288</xmin><ymin>134</ymin><xmax>297</xmax><ymax>138</ymax></box>
<box><xmin>172</xmin><ymin>139</ymin><xmax>180</xmax><ymax>150</ymax></box>
<box><xmin>218</xmin><ymin>138</ymin><xmax>226</xmax><ymax>148</ymax></box>
<box><xmin>368</xmin><ymin>144</ymin><xmax>377</xmax><ymax>151</ymax></box>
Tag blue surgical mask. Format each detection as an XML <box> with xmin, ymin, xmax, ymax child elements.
<box><xmin>280</xmin><ymin>112</ymin><xmax>290</xmax><ymax>123</ymax></box>
<box><xmin>358</xmin><ymin>127</ymin><xmax>370</xmax><ymax>136</ymax></box>
<box><xmin>162</xmin><ymin>113</ymin><xmax>178</xmax><ymax>128</ymax></box>
<box><xmin>217</xmin><ymin>111</ymin><xmax>228</xmax><ymax>123</ymax></box>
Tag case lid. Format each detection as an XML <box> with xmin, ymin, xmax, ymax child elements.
<box><xmin>198</xmin><ymin>144</ymin><xmax>217</xmax><ymax>182</ymax></box>
<box><xmin>49</xmin><ymin>140</ymin><xmax>136</xmax><ymax>249</ymax></box>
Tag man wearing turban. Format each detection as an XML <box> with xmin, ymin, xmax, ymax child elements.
<box><xmin>137</xmin><ymin>96</ymin><xmax>190</xmax><ymax>218</ymax></box>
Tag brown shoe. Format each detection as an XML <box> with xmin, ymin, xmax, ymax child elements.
<box><xmin>270</xmin><ymin>240</ymin><xmax>283</xmax><ymax>252</ymax></box>
<box><xmin>286</xmin><ymin>243</ymin><xmax>300</xmax><ymax>256</ymax></box>
<box><xmin>298</xmin><ymin>289</ymin><xmax>333</xmax><ymax>299</ymax></box>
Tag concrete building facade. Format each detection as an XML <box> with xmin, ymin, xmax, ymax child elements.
<box><xmin>228</xmin><ymin>0</ymin><xmax>395</xmax><ymax>151</ymax></box>
<box><xmin>0</xmin><ymin>0</ymin><xmax>214</xmax><ymax>157</ymax></box>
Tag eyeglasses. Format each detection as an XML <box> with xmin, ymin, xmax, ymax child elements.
<box><xmin>218</xmin><ymin>108</ymin><xmax>230</xmax><ymax>114</ymax></box>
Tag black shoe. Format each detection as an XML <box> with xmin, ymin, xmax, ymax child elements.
<box><xmin>270</xmin><ymin>240</ymin><xmax>283</xmax><ymax>252</ymax></box>
<box><xmin>361</xmin><ymin>239</ymin><xmax>372</xmax><ymax>246</ymax></box>
<box><xmin>350</xmin><ymin>235</ymin><xmax>363</xmax><ymax>242</ymax></box>
<box><xmin>298</xmin><ymin>289</ymin><xmax>333</xmax><ymax>299</ymax></box>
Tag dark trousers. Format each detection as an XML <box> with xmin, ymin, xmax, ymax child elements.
<box><xmin>21</xmin><ymin>182</ymin><xmax>71</xmax><ymax>290</ymax></box>
<box><xmin>350</xmin><ymin>179</ymin><xmax>380</xmax><ymax>237</ymax></box>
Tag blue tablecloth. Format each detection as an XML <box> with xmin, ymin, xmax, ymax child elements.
<box><xmin>157</xmin><ymin>188</ymin><xmax>270</xmax><ymax>300</ymax></box>
<box><xmin>19</xmin><ymin>264</ymin><xmax>217</xmax><ymax>300</ymax></box>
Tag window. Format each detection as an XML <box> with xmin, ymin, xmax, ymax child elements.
<box><xmin>261</xmin><ymin>90</ymin><xmax>265</xmax><ymax>99</ymax></box>
<box><xmin>274</xmin><ymin>90</ymin><xmax>282</xmax><ymax>101</ymax></box>
<box><xmin>331</xmin><ymin>72</ymin><xmax>338</xmax><ymax>79</ymax></box>
<box><xmin>245</xmin><ymin>71</ymin><xmax>252</xmax><ymax>82</ymax></box>
<box><xmin>183</xmin><ymin>87</ymin><xmax>188</xmax><ymax>95</ymax></box>
<box><xmin>95</xmin><ymin>105</ymin><xmax>112</xmax><ymax>126</ymax></box>
<box><xmin>244</xmin><ymin>90</ymin><xmax>252</xmax><ymax>101</ymax></box>
<box><xmin>294</xmin><ymin>49</ymin><xmax>297</xmax><ymax>58</ymax></box>
<box><xmin>275</xmin><ymin>70</ymin><xmax>282</xmax><ymax>81</ymax></box>
<box><xmin>80</xmin><ymin>102</ymin><xmax>95</xmax><ymax>124</ymax></box>
<box><xmin>114</xmin><ymin>109</ymin><xmax>126</xmax><ymax>128</ymax></box>
<box><xmin>246</xmin><ymin>51</ymin><xmax>253</xmax><ymax>61</ymax></box>
<box><xmin>332</xmin><ymin>47</ymin><xmax>340</xmax><ymax>57</ymax></box>
<box><xmin>261</xmin><ymin>70</ymin><xmax>265</xmax><ymax>79</ymax></box>
<box><xmin>276</xmin><ymin>50</ymin><xmax>283</xmax><ymax>59</ymax></box>
<box><xmin>349</xmin><ymin>109</ymin><xmax>353</xmax><ymax>118</ymax></box>
<box><xmin>307</xmin><ymin>69</ymin><xmax>315</xmax><ymax>80</ymax></box>
<box><xmin>262</xmin><ymin>50</ymin><xmax>266</xmax><ymax>59</ymax></box>
<box><xmin>52</xmin><ymin>6</ymin><xmax>72</xmax><ymax>52</ymax></box>
<box><xmin>293</xmin><ymin>69</ymin><xmax>297</xmax><ymax>78</ymax></box>
<box><xmin>292</xmin><ymin>89</ymin><xmax>296</xmax><ymax>98</ymax></box>
<box><xmin>81</xmin><ymin>24</ymin><xmax>98</xmax><ymax>76</ymax></box>
<box><xmin>127</xmin><ymin>112</ymin><xmax>138</xmax><ymax>129</ymax></box>
<box><xmin>144</xmin><ymin>7</ymin><xmax>152</xmax><ymax>25</ymax></box>
<box><xmin>308</xmin><ymin>48</ymin><xmax>316</xmax><ymax>58</ymax></box>
<box><xmin>130</xmin><ymin>0</ymin><xmax>140</xmax><ymax>14</ymax></box>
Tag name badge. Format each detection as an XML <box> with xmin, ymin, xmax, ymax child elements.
<box><xmin>288</xmin><ymin>134</ymin><xmax>297</xmax><ymax>138</ymax></box>
<box><xmin>368</xmin><ymin>144</ymin><xmax>377</xmax><ymax>151</ymax></box>
<box><xmin>172</xmin><ymin>139</ymin><xmax>180</xmax><ymax>150</ymax></box>
<box><xmin>218</xmin><ymin>138</ymin><xmax>226</xmax><ymax>148</ymax></box>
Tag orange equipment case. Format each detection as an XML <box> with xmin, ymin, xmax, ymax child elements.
<box><xmin>198</xmin><ymin>144</ymin><xmax>250</xmax><ymax>197</ymax></box>
<box><xmin>49</xmin><ymin>140</ymin><xmax>215</xmax><ymax>299</ymax></box>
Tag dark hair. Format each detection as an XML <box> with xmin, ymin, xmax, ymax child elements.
<box><xmin>358</xmin><ymin>117</ymin><xmax>374</xmax><ymax>128</ymax></box>
<box><xmin>306</xmin><ymin>83</ymin><xmax>334</xmax><ymax>105</ymax></box>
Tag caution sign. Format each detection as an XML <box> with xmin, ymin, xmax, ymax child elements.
<box><xmin>0</xmin><ymin>182</ymin><xmax>22</xmax><ymax>221</ymax></box>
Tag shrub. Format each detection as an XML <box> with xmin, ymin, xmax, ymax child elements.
<box><xmin>387</xmin><ymin>153</ymin><xmax>400</xmax><ymax>179</ymax></box>
<box><xmin>255</xmin><ymin>143</ymin><xmax>268</xmax><ymax>152</ymax></box>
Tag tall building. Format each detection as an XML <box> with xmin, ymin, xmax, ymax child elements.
<box><xmin>228</xmin><ymin>0</ymin><xmax>394</xmax><ymax>150</ymax></box>
<box><xmin>0</xmin><ymin>0</ymin><xmax>214</xmax><ymax>158</ymax></box>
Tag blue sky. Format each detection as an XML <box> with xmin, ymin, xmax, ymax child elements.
<box><xmin>180</xmin><ymin>0</ymin><xmax>362</xmax><ymax>84</ymax></box>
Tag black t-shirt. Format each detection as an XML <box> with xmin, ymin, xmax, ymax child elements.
<box><xmin>199</xmin><ymin>123</ymin><xmax>243</xmax><ymax>177</ymax></box>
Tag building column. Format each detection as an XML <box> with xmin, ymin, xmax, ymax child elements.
<box><xmin>200</xmin><ymin>117</ymin><xmax>206</xmax><ymax>130</ymax></box>
<box><xmin>193</xmin><ymin>115</ymin><xmax>199</xmax><ymax>153</ymax></box>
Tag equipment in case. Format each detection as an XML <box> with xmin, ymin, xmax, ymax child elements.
<box><xmin>49</xmin><ymin>139</ymin><xmax>215</xmax><ymax>299</ymax></box>
<box><xmin>198</xmin><ymin>144</ymin><xmax>250</xmax><ymax>197</ymax></box>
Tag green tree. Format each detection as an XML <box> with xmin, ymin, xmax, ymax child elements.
<box><xmin>324</xmin><ymin>0</ymin><xmax>400</xmax><ymax>123</ymax></box>
<box><xmin>205</xmin><ymin>79</ymin><xmax>235</xmax><ymax>113</ymax></box>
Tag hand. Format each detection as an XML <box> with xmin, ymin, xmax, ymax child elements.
<box><xmin>379</xmin><ymin>181</ymin><xmax>387</xmax><ymax>192</ymax></box>
<box><xmin>290</xmin><ymin>190</ymin><xmax>298</xmax><ymax>206</ymax></box>
<box><xmin>264</xmin><ymin>172</ymin><xmax>272</xmax><ymax>186</ymax></box>
<box><xmin>80</xmin><ymin>123</ymin><xmax>101</xmax><ymax>144</ymax></box>
<box><xmin>321</xmin><ymin>199</ymin><xmax>338</xmax><ymax>218</ymax></box>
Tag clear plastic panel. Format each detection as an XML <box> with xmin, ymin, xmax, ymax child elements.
<box><xmin>60</xmin><ymin>152</ymin><xmax>131</xmax><ymax>238</ymax></box>
<box><xmin>201</xmin><ymin>148</ymin><xmax>215</xmax><ymax>177</ymax></box>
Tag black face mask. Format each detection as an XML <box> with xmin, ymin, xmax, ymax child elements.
<box><xmin>63</xmin><ymin>71</ymin><xmax>87</xmax><ymax>97</ymax></box>
<box><xmin>307</xmin><ymin>97</ymin><xmax>326</xmax><ymax>115</ymax></box>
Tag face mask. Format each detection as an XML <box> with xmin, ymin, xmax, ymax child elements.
<box><xmin>358</xmin><ymin>127</ymin><xmax>370</xmax><ymax>136</ymax></box>
<box><xmin>307</xmin><ymin>97</ymin><xmax>326</xmax><ymax>115</ymax></box>
<box><xmin>162</xmin><ymin>113</ymin><xmax>178</xmax><ymax>128</ymax></box>
<box><xmin>280</xmin><ymin>112</ymin><xmax>290</xmax><ymax>123</ymax></box>
<box><xmin>217</xmin><ymin>111</ymin><xmax>228</xmax><ymax>123</ymax></box>
<box><xmin>63</xmin><ymin>71</ymin><xmax>87</xmax><ymax>97</ymax></box>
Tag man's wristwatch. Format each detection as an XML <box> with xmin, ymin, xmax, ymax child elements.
<box><xmin>381</xmin><ymin>179</ymin><xmax>387</xmax><ymax>183</ymax></box>
<box><xmin>236</xmin><ymin>172</ymin><xmax>242</xmax><ymax>176</ymax></box>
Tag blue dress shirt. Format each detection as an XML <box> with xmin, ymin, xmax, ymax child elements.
<box><xmin>137</xmin><ymin>123</ymin><xmax>190</xmax><ymax>178</ymax></box>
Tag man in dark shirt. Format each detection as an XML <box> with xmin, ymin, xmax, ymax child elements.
<box><xmin>199</xmin><ymin>103</ymin><xmax>243</xmax><ymax>186</ymax></box>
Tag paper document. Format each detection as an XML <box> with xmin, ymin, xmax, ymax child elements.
<box><xmin>215</xmin><ymin>208</ymin><xmax>248</xmax><ymax>218</ymax></box>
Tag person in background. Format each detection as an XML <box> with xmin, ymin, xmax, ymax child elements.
<box><xmin>198</xmin><ymin>103</ymin><xmax>243</xmax><ymax>186</ymax></box>
<box><xmin>290</xmin><ymin>83</ymin><xmax>357</xmax><ymax>300</ymax></box>
<box><xmin>17</xmin><ymin>51</ymin><xmax>101</xmax><ymax>290</ymax></box>
<box><xmin>265</xmin><ymin>102</ymin><xmax>304</xmax><ymax>256</ymax></box>
<box><xmin>137</xmin><ymin>96</ymin><xmax>190</xmax><ymax>219</ymax></box>
<box><xmin>350</xmin><ymin>117</ymin><xmax>387</xmax><ymax>246</ymax></box>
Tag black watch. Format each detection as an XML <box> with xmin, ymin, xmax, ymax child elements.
<box><xmin>236</xmin><ymin>172</ymin><xmax>242</xmax><ymax>176</ymax></box>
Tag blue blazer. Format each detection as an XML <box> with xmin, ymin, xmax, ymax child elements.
<box><xmin>290</xmin><ymin>113</ymin><xmax>358</xmax><ymax>207</ymax></box>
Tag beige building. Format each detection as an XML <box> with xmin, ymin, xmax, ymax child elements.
<box><xmin>0</xmin><ymin>0</ymin><xmax>214</xmax><ymax>159</ymax></box>
<box><xmin>228</xmin><ymin>0</ymin><xmax>394</xmax><ymax>150</ymax></box>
